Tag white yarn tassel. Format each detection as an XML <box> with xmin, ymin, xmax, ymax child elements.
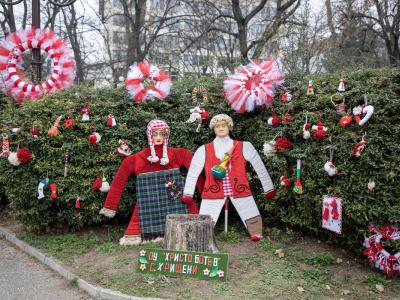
<box><xmin>160</xmin><ymin>143</ymin><xmax>169</xmax><ymax>165</ymax></box>
<box><xmin>147</xmin><ymin>144</ymin><xmax>160</xmax><ymax>163</ymax></box>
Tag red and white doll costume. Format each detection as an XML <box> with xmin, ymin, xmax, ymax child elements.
<box><xmin>100</xmin><ymin>120</ymin><xmax>203</xmax><ymax>245</ymax></box>
<box><xmin>182</xmin><ymin>114</ymin><xmax>276</xmax><ymax>241</ymax></box>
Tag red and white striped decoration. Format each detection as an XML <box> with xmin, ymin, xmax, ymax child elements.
<box><xmin>223</xmin><ymin>58</ymin><xmax>284</xmax><ymax>113</ymax></box>
<box><xmin>125</xmin><ymin>61</ymin><xmax>172</xmax><ymax>103</ymax></box>
<box><xmin>0</xmin><ymin>27</ymin><xmax>76</xmax><ymax>103</ymax></box>
<box><xmin>364</xmin><ymin>224</ymin><xmax>400</xmax><ymax>277</ymax></box>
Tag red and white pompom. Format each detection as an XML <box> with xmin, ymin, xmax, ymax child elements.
<box><xmin>312</xmin><ymin>121</ymin><xmax>328</xmax><ymax>140</ymax></box>
<box><xmin>106</xmin><ymin>114</ymin><xmax>117</xmax><ymax>127</ymax></box>
<box><xmin>279</xmin><ymin>175</ymin><xmax>291</xmax><ymax>187</ymax></box>
<box><xmin>0</xmin><ymin>27</ymin><xmax>76</xmax><ymax>103</ymax></box>
<box><xmin>8</xmin><ymin>146</ymin><xmax>31</xmax><ymax>166</ymax></box>
<box><xmin>223</xmin><ymin>58</ymin><xmax>284</xmax><ymax>113</ymax></box>
<box><xmin>125</xmin><ymin>61</ymin><xmax>172</xmax><ymax>103</ymax></box>
<box><xmin>89</xmin><ymin>132</ymin><xmax>101</xmax><ymax>144</ymax></box>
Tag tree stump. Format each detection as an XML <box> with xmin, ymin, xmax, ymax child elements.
<box><xmin>163</xmin><ymin>214</ymin><xmax>219</xmax><ymax>253</ymax></box>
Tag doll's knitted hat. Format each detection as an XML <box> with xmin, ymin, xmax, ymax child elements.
<box><xmin>146</xmin><ymin>119</ymin><xmax>170</xmax><ymax>165</ymax></box>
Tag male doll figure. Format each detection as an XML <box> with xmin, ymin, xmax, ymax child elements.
<box><xmin>182</xmin><ymin>114</ymin><xmax>276</xmax><ymax>241</ymax></box>
<box><xmin>100</xmin><ymin>119</ymin><xmax>202</xmax><ymax>245</ymax></box>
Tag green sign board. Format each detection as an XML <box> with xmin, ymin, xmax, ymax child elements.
<box><xmin>137</xmin><ymin>248</ymin><xmax>229</xmax><ymax>280</ymax></box>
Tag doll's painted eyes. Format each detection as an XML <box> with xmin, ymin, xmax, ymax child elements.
<box><xmin>152</xmin><ymin>130</ymin><xmax>167</xmax><ymax>137</ymax></box>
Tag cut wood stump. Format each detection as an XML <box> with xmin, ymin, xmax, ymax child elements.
<box><xmin>163</xmin><ymin>214</ymin><xmax>219</xmax><ymax>253</ymax></box>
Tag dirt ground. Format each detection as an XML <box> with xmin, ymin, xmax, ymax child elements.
<box><xmin>1</xmin><ymin>208</ymin><xmax>399</xmax><ymax>300</ymax></box>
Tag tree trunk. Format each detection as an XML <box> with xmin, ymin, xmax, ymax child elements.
<box><xmin>163</xmin><ymin>214</ymin><xmax>219</xmax><ymax>253</ymax></box>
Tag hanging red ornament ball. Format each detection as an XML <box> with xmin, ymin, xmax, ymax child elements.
<box><xmin>274</xmin><ymin>137</ymin><xmax>293</xmax><ymax>153</ymax></box>
<box><xmin>16</xmin><ymin>147</ymin><xmax>32</xmax><ymax>164</ymax></box>
<box><xmin>268</xmin><ymin>116</ymin><xmax>280</xmax><ymax>126</ymax></box>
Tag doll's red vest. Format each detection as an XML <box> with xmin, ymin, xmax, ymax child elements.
<box><xmin>202</xmin><ymin>140</ymin><xmax>252</xmax><ymax>199</ymax></box>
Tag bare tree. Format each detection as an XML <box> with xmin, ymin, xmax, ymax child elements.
<box><xmin>279</xmin><ymin>0</ymin><xmax>326</xmax><ymax>75</ymax></box>
<box><xmin>353</xmin><ymin>0</ymin><xmax>400</xmax><ymax>66</ymax></box>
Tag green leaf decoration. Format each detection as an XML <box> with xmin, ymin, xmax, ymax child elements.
<box><xmin>209</xmin><ymin>266</ymin><xmax>219</xmax><ymax>278</ymax></box>
<box><xmin>139</xmin><ymin>257</ymin><xmax>148</xmax><ymax>264</ymax></box>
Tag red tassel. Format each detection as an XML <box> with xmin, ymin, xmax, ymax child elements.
<box><xmin>92</xmin><ymin>176</ymin><xmax>102</xmax><ymax>190</ymax></box>
<box><xmin>75</xmin><ymin>197</ymin><xmax>81</xmax><ymax>209</ymax></box>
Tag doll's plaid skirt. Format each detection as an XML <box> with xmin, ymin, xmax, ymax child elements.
<box><xmin>136</xmin><ymin>168</ymin><xmax>188</xmax><ymax>241</ymax></box>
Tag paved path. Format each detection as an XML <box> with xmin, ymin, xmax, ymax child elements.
<box><xmin>0</xmin><ymin>238</ymin><xmax>94</xmax><ymax>300</ymax></box>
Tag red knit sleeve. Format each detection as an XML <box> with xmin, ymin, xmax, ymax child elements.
<box><xmin>175</xmin><ymin>148</ymin><xmax>205</xmax><ymax>194</ymax></box>
<box><xmin>103</xmin><ymin>155</ymin><xmax>136</xmax><ymax>211</ymax></box>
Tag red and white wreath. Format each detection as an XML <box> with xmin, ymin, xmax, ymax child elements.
<box><xmin>0</xmin><ymin>27</ymin><xmax>76</xmax><ymax>103</ymax></box>
<box><xmin>223</xmin><ymin>58</ymin><xmax>284</xmax><ymax>113</ymax></box>
<box><xmin>363</xmin><ymin>224</ymin><xmax>400</xmax><ymax>276</ymax></box>
<box><xmin>125</xmin><ymin>61</ymin><xmax>172</xmax><ymax>103</ymax></box>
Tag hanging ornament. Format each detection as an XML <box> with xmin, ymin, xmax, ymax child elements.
<box><xmin>8</xmin><ymin>142</ymin><xmax>31</xmax><ymax>165</ymax></box>
<box><xmin>293</xmin><ymin>159</ymin><xmax>303</xmax><ymax>194</ymax></box>
<box><xmin>280</xmin><ymin>89</ymin><xmax>292</xmax><ymax>102</ymax></box>
<box><xmin>99</xmin><ymin>175</ymin><xmax>110</xmax><ymax>193</ymax></box>
<box><xmin>125</xmin><ymin>61</ymin><xmax>172</xmax><ymax>102</ymax></box>
<box><xmin>274</xmin><ymin>137</ymin><xmax>293</xmax><ymax>153</ymax></box>
<box><xmin>331</xmin><ymin>93</ymin><xmax>347</xmax><ymax>115</ymax></box>
<box><xmin>48</xmin><ymin>115</ymin><xmax>62</xmax><ymax>137</ymax></box>
<box><xmin>352</xmin><ymin>132</ymin><xmax>367</xmax><ymax>157</ymax></box>
<box><xmin>322</xmin><ymin>195</ymin><xmax>342</xmax><ymax>234</ymax></box>
<box><xmin>88</xmin><ymin>123</ymin><xmax>101</xmax><ymax>144</ymax></box>
<box><xmin>368</xmin><ymin>180</ymin><xmax>375</xmax><ymax>193</ymax></box>
<box><xmin>0</xmin><ymin>133</ymin><xmax>10</xmax><ymax>158</ymax></box>
<box><xmin>338</xmin><ymin>78</ymin><xmax>345</xmax><ymax>92</ymax></box>
<box><xmin>267</xmin><ymin>113</ymin><xmax>280</xmax><ymax>126</ymax></box>
<box><xmin>263</xmin><ymin>139</ymin><xmax>276</xmax><ymax>158</ymax></box>
<box><xmin>92</xmin><ymin>175</ymin><xmax>102</xmax><ymax>190</ymax></box>
<box><xmin>281</xmin><ymin>110</ymin><xmax>293</xmax><ymax>125</ymax></box>
<box><xmin>30</xmin><ymin>125</ymin><xmax>39</xmax><ymax>138</ymax></box>
<box><xmin>106</xmin><ymin>114</ymin><xmax>117</xmax><ymax>127</ymax></box>
<box><xmin>363</xmin><ymin>224</ymin><xmax>400</xmax><ymax>277</ymax></box>
<box><xmin>37</xmin><ymin>177</ymin><xmax>50</xmax><ymax>200</ymax></box>
<box><xmin>302</xmin><ymin>115</ymin><xmax>311</xmax><ymax>140</ymax></box>
<box><xmin>306</xmin><ymin>80</ymin><xmax>314</xmax><ymax>95</ymax></box>
<box><xmin>64</xmin><ymin>149</ymin><xmax>69</xmax><ymax>178</ymax></box>
<box><xmin>353</xmin><ymin>96</ymin><xmax>374</xmax><ymax>126</ymax></box>
<box><xmin>81</xmin><ymin>102</ymin><xmax>90</xmax><ymax>122</ymax></box>
<box><xmin>279</xmin><ymin>175</ymin><xmax>291</xmax><ymax>187</ymax></box>
<box><xmin>75</xmin><ymin>195</ymin><xmax>81</xmax><ymax>209</ymax></box>
<box><xmin>64</xmin><ymin>114</ymin><xmax>74</xmax><ymax>129</ymax></box>
<box><xmin>116</xmin><ymin>139</ymin><xmax>132</xmax><ymax>157</ymax></box>
<box><xmin>50</xmin><ymin>182</ymin><xmax>58</xmax><ymax>199</ymax></box>
<box><xmin>312</xmin><ymin>116</ymin><xmax>328</xmax><ymax>140</ymax></box>
<box><xmin>223</xmin><ymin>58</ymin><xmax>284</xmax><ymax>112</ymax></box>
<box><xmin>324</xmin><ymin>146</ymin><xmax>338</xmax><ymax>177</ymax></box>
<box><xmin>186</xmin><ymin>85</ymin><xmax>210</xmax><ymax>132</ymax></box>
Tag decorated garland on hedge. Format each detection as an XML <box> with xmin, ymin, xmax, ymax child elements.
<box><xmin>364</xmin><ymin>224</ymin><xmax>400</xmax><ymax>276</ymax></box>
<box><xmin>0</xmin><ymin>27</ymin><xmax>76</xmax><ymax>103</ymax></box>
<box><xmin>223</xmin><ymin>58</ymin><xmax>284</xmax><ymax>113</ymax></box>
<box><xmin>125</xmin><ymin>61</ymin><xmax>172</xmax><ymax>103</ymax></box>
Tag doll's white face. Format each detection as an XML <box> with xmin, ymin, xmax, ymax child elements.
<box><xmin>152</xmin><ymin>129</ymin><xmax>166</xmax><ymax>145</ymax></box>
<box><xmin>214</xmin><ymin>121</ymin><xmax>230</xmax><ymax>137</ymax></box>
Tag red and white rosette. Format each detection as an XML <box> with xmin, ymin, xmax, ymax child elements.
<box><xmin>363</xmin><ymin>224</ymin><xmax>400</xmax><ymax>277</ymax></box>
<box><xmin>0</xmin><ymin>27</ymin><xmax>76</xmax><ymax>103</ymax></box>
<box><xmin>125</xmin><ymin>61</ymin><xmax>172</xmax><ymax>103</ymax></box>
<box><xmin>223</xmin><ymin>58</ymin><xmax>284</xmax><ymax>113</ymax></box>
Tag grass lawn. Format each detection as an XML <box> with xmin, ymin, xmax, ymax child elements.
<box><xmin>8</xmin><ymin>222</ymin><xmax>399</xmax><ymax>300</ymax></box>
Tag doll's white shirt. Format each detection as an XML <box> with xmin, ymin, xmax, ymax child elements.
<box><xmin>183</xmin><ymin>136</ymin><xmax>274</xmax><ymax>197</ymax></box>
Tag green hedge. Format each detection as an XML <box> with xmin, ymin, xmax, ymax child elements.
<box><xmin>0</xmin><ymin>68</ymin><xmax>399</xmax><ymax>252</ymax></box>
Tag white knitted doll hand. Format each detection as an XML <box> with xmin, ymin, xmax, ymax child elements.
<box><xmin>99</xmin><ymin>207</ymin><xmax>116</xmax><ymax>218</ymax></box>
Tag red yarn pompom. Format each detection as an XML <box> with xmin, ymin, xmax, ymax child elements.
<box><xmin>16</xmin><ymin>147</ymin><xmax>32</xmax><ymax>164</ymax></box>
<box><xmin>274</xmin><ymin>137</ymin><xmax>293</xmax><ymax>153</ymax></box>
